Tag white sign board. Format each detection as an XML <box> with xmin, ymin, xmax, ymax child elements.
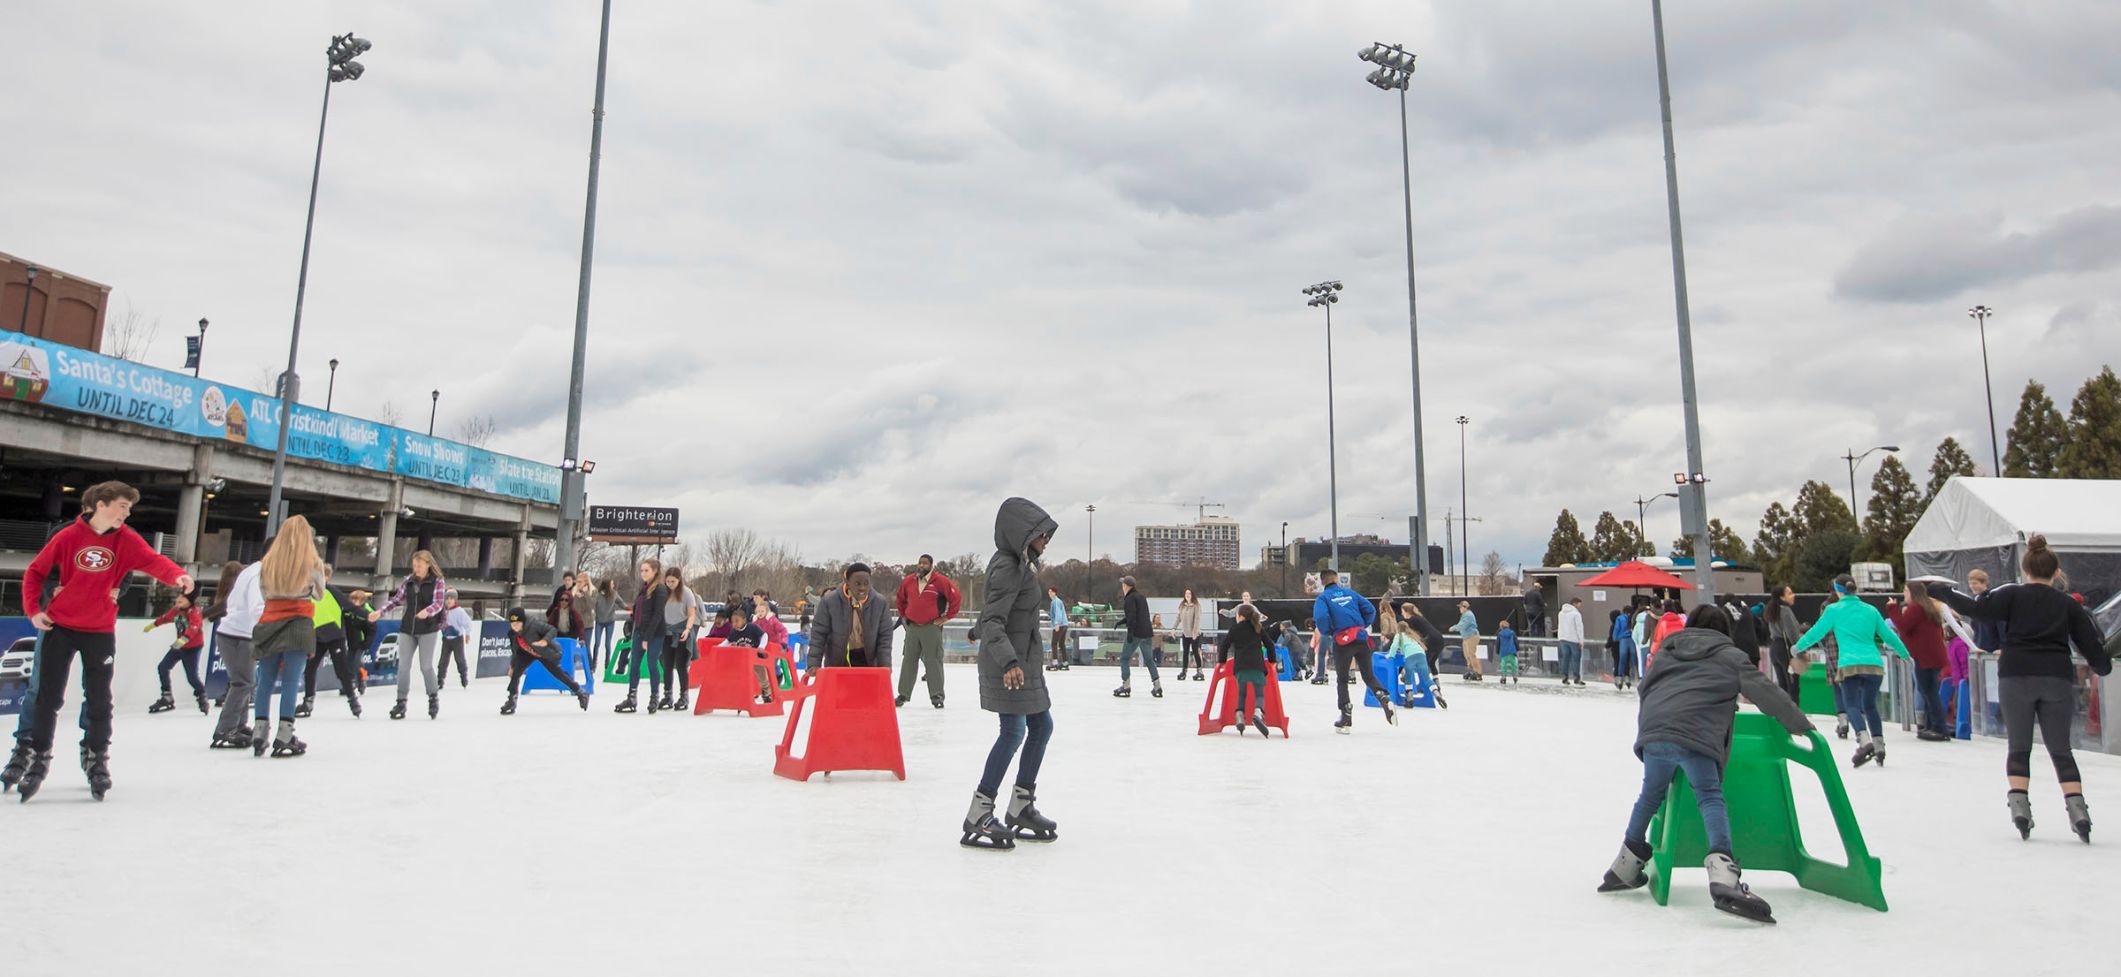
<box><xmin>1593</xmin><ymin>590</ymin><xmax>1608</xmax><ymax>602</ymax></box>
<box><xmin>1542</xmin><ymin>645</ymin><xmax>1560</xmax><ymax>662</ymax></box>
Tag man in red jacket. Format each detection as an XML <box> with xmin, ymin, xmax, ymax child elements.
<box><xmin>6</xmin><ymin>481</ymin><xmax>192</xmax><ymax>802</ymax></box>
<box><xmin>894</xmin><ymin>554</ymin><xmax>962</xmax><ymax>709</ymax></box>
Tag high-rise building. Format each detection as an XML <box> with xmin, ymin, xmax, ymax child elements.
<box><xmin>1134</xmin><ymin>516</ymin><xmax>1241</xmax><ymax>569</ymax></box>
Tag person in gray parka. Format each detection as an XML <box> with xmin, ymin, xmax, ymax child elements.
<box><xmin>805</xmin><ymin>563</ymin><xmax>894</xmax><ymax>674</ymax></box>
<box><xmin>1598</xmin><ymin>604</ymin><xmax>1812</xmax><ymax>924</ymax></box>
<box><xmin>961</xmin><ymin>497</ymin><xmax>1061</xmax><ymax>851</ymax></box>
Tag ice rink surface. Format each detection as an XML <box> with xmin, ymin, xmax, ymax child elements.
<box><xmin>2</xmin><ymin>662</ymin><xmax>2112</xmax><ymax>975</ymax></box>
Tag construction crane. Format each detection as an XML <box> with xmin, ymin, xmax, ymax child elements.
<box><xmin>1121</xmin><ymin>497</ymin><xmax>1226</xmax><ymax>522</ymax></box>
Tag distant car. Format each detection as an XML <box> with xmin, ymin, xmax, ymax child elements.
<box><xmin>0</xmin><ymin>637</ymin><xmax>34</xmax><ymax>681</ymax></box>
<box><xmin>374</xmin><ymin>633</ymin><xmax>402</xmax><ymax>669</ymax></box>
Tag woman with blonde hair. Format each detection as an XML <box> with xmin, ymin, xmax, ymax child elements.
<box><xmin>252</xmin><ymin>517</ymin><xmax>325</xmax><ymax>757</ymax></box>
<box><xmin>370</xmin><ymin>549</ymin><xmax>448</xmax><ymax>720</ymax></box>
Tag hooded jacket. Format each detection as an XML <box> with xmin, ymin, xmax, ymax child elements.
<box><xmin>1794</xmin><ymin>595</ymin><xmax>1907</xmax><ymax>671</ymax></box>
<box><xmin>806</xmin><ymin>580</ymin><xmax>895</xmax><ymax>670</ymax></box>
<box><xmin>977</xmin><ymin>497</ymin><xmax>1059</xmax><ymax>714</ymax></box>
<box><xmin>1636</xmin><ymin>628</ymin><xmax>1812</xmax><ymax>768</ymax></box>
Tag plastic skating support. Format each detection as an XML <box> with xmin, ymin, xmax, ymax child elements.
<box><xmin>686</xmin><ymin>636</ymin><xmax>728</xmax><ymax>686</ymax></box>
<box><xmin>1196</xmin><ymin>660</ymin><xmax>1291</xmax><ymax>738</ymax></box>
<box><xmin>601</xmin><ymin>636</ymin><xmax>664</xmax><ymax>687</ymax></box>
<box><xmin>1274</xmin><ymin>644</ymin><xmax>1298</xmax><ymax>682</ymax></box>
<box><xmin>518</xmin><ymin>637</ymin><xmax>595</xmax><ymax>695</ymax></box>
<box><xmin>1363</xmin><ymin>651</ymin><xmax>1404</xmax><ymax>709</ymax></box>
<box><xmin>1797</xmin><ymin>666</ymin><xmax>1839</xmax><ymax>717</ymax></box>
<box><xmin>1644</xmin><ymin>712</ymin><xmax>1888</xmax><ymax>912</ymax></box>
<box><xmin>690</xmin><ymin>642</ymin><xmax>786</xmax><ymax>717</ymax></box>
<box><xmin>773</xmin><ymin>667</ymin><xmax>906</xmax><ymax>781</ymax></box>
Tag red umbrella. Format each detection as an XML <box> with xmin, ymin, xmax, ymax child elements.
<box><xmin>1575</xmin><ymin>561</ymin><xmax>1697</xmax><ymax>591</ymax></box>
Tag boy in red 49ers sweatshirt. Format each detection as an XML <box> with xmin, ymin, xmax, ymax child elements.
<box><xmin>3</xmin><ymin>481</ymin><xmax>192</xmax><ymax>802</ymax></box>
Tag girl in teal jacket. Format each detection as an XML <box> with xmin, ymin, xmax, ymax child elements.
<box><xmin>1794</xmin><ymin>575</ymin><xmax>1909</xmax><ymax>767</ymax></box>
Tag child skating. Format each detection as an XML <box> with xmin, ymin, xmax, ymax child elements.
<box><xmin>1217</xmin><ymin>604</ymin><xmax>1273</xmax><ymax>737</ymax></box>
<box><xmin>1597</xmin><ymin>604</ymin><xmax>1812</xmax><ymax>923</ymax></box>
<box><xmin>1496</xmin><ymin>618</ymin><xmax>1520</xmax><ymax>685</ymax></box>
<box><xmin>499</xmin><ymin>608</ymin><xmax>591</xmax><ymax>715</ymax></box>
<box><xmin>145</xmin><ymin>590</ymin><xmax>208</xmax><ymax>715</ymax></box>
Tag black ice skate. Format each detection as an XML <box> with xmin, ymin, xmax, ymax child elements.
<box><xmin>1334</xmin><ymin>708</ymin><xmax>1352</xmax><ymax>735</ymax></box>
<box><xmin>1006</xmin><ymin>785</ymin><xmax>1058</xmax><ymax>842</ymax></box>
<box><xmin>675</xmin><ymin>691</ymin><xmax>690</xmax><ymax>712</ymax></box>
<box><xmin>1150</xmin><ymin>681</ymin><xmax>1163</xmax><ymax>699</ymax></box>
<box><xmin>961</xmin><ymin>792</ymin><xmax>1016</xmax><ymax>851</ymax></box>
<box><xmin>576</xmin><ymin>690</ymin><xmax>591</xmax><ymax>711</ymax></box>
<box><xmin>389</xmin><ymin>699</ymin><xmax>408</xmax><ymax>721</ymax></box>
<box><xmin>1381</xmin><ymin>699</ymin><xmax>1398</xmax><ymax>726</ymax></box>
<box><xmin>500</xmin><ymin>695</ymin><xmax>518</xmax><ymax>716</ymax></box>
<box><xmin>1598</xmin><ymin>839</ymin><xmax>1651</xmax><ymax>892</ymax></box>
<box><xmin>148</xmin><ymin>693</ymin><xmax>176</xmax><ymax>714</ymax></box>
<box><xmin>295</xmin><ymin>696</ymin><xmax>314</xmax><ymax>719</ymax></box>
<box><xmin>347</xmin><ymin>693</ymin><xmax>362</xmax><ymax>718</ymax></box>
<box><xmin>428</xmin><ymin>692</ymin><xmax>440</xmax><ymax>720</ymax></box>
<box><xmin>195</xmin><ymin>692</ymin><xmax>211</xmax><ymax>715</ymax></box>
<box><xmin>1</xmin><ymin>744</ymin><xmax>31</xmax><ymax>792</ymax></box>
<box><xmin>1112</xmin><ymin>685</ymin><xmax>1131</xmax><ymax>698</ymax></box>
<box><xmin>1835</xmin><ymin>718</ymin><xmax>1849</xmax><ymax>739</ymax></box>
<box><xmin>80</xmin><ymin>747</ymin><xmax>111</xmax><ymax>801</ymax></box>
<box><xmin>253</xmin><ymin>725</ymin><xmax>270</xmax><ymax>757</ymax></box>
<box><xmin>270</xmin><ymin>720</ymin><xmax>307</xmax><ymax>758</ymax></box>
<box><xmin>614</xmin><ymin>694</ymin><xmax>639</xmax><ymax>713</ymax></box>
<box><xmin>648</xmin><ymin>694</ymin><xmax>663</xmax><ymax>715</ymax></box>
<box><xmin>209</xmin><ymin>729</ymin><xmax>252</xmax><ymax>750</ymax></box>
<box><xmin>2066</xmin><ymin>794</ymin><xmax>2092</xmax><ymax>844</ymax></box>
<box><xmin>932</xmin><ymin>694</ymin><xmax>945</xmax><ymax>709</ymax></box>
<box><xmin>895</xmin><ymin>695</ymin><xmax>909</xmax><ymax>707</ymax></box>
<box><xmin>1705</xmin><ymin>853</ymin><xmax>1775</xmax><ymax>924</ymax></box>
<box><xmin>2008</xmin><ymin>790</ymin><xmax>2034</xmax><ymax>839</ymax></box>
<box><xmin>14</xmin><ymin>751</ymin><xmax>53</xmax><ymax>802</ymax></box>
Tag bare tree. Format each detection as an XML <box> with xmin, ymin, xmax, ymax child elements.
<box><xmin>705</xmin><ymin>529</ymin><xmax>764</xmax><ymax>590</ymax></box>
<box><xmin>1478</xmin><ymin>550</ymin><xmax>1510</xmax><ymax>596</ymax></box>
<box><xmin>377</xmin><ymin>399</ymin><xmax>405</xmax><ymax>428</ymax></box>
<box><xmin>455</xmin><ymin>413</ymin><xmax>498</xmax><ymax>448</ymax></box>
<box><xmin>103</xmin><ymin>299</ymin><xmax>164</xmax><ymax>363</ymax></box>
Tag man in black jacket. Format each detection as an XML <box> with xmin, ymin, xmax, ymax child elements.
<box><xmin>1111</xmin><ymin>576</ymin><xmax>1162</xmax><ymax>699</ymax></box>
<box><xmin>501</xmin><ymin>608</ymin><xmax>590</xmax><ymax>715</ymax></box>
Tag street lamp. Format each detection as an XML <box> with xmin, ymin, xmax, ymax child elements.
<box><xmin>1633</xmin><ymin>491</ymin><xmax>1679</xmax><ymax>558</ymax></box>
<box><xmin>1304</xmin><ymin>280</ymin><xmax>1344</xmax><ymax>572</ymax></box>
<box><xmin>326</xmin><ymin>358</ymin><xmax>339</xmax><ymax>411</ymax></box>
<box><xmin>265</xmin><ymin>31</ymin><xmax>370</xmax><ymax>539</ymax></box>
<box><xmin>15</xmin><ymin>266</ymin><xmax>36</xmax><ymax>332</ymax></box>
<box><xmin>1969</xmin><ymin>305</ymin><xmax>2001</xmax><ymax>474</ymax></box>
<box><xmin>1357</xmin><ymin>40</ymin><xmax>1431</xmax><ymax>596</ymax></box>
<box><xmin>1455</xmin><ymin>415</ymin><xmax>1470</xmax><ymax>593</ymax></box>
<box><xmin>1843</xmin><ymin>445</ymin><xmax>1900</xmax><ymax>526</ymax></box>
<box><xmin>551</xmin><ymin>0</ymin><xmax>617</xmax><ymax>581</ymax></box>
<box><xmin>1280</xmin><ymin>521</ymin><xmax>1289</xmax><ymax>596</ymax></box>
<box><xmin>192</xmin><ymin>318</ymin><xmax>207</xmax><ymax>377</ymax></box>
<box><xmin>428</xmin><ymin>389</ymin><xmax>440</xmax><ymax>436</ymax></box>
<box><xmin>1647</xmin><ymin>0</ymin><xmax>1717</xmax><ymax>597</ymax></box>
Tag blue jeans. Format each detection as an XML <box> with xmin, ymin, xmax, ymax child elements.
<box><xmin>1118</xmin><ymin>636</ymin><xmax>1159</xmax><ymax>685</ymax></box>
<box><xmin>253</xmin><ymin>651</ymin><xmax>306</xmax><ymax>723</ymax></box>
<box><xmin>1398</xmin><ymin>649</ymin><xmax>1432</xmax><ymax>694</ymax></box>
<box><xmin>628</xmin><ymin>633</ymin><xmax>664</xmax><ymax>692</ymax></box>
<box><xmin>1840</xmin><ymin>672</ymin><xmax>1884</xmax><ymax>737</ymax></box>
<box><xmin>977</xmin><ymin>711</ymin><xmax>1053</xmax><ymax>799</ymax></box>
<box><xmin>1625</xmin><ymin>741</ymin><xmax>1732</xmax><ymax>854</ymax></box>
<box><xmin>1559</xmin><ymin>641</ymin><xmax>1583</xmax><ymax>680</ymax></box>
<box><xmin>1915</xmin><ymin>667</ymin><xmax>1946</xmax><ymax>732</ymax></box>
<box><xmin>591</xmin><ymin>622</ymin><xmax>615</xmax><ymax>670</ymax></box>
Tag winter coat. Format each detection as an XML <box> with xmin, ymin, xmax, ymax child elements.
<box><xmin>341</xmin><ymin>595</ymin><xmax>376</xmax><ymax>655</ymax></box>
<box><xmin>629</xmin><ymin>582</ymin><xmax>670</xmax><ymax>642</ymax></box>
<box><xmin>1652</xmin><ymin>613</ymin><xmax>1685</xmax><ymax>654</ymax></box>
<box><xmin>1891</xmin><ymin>604</ymin><xmax>1950</xmax><ymax>670</ymax></box>
<box><xmin>1636</xmin><ymin>628</ymin><xmax>1813</xmax><ymax>768</ymax></box>
<box><xmin>894</xmin><ymin>571</ymin><xmax>963</xmax><ymax>627</ymax></box>
<box><xmin>378</xmin><ymin>572</ymin><xmax>448</xmax><ymax>636</ymax></box>
<box><xmin>1496</xmin><ymin>628</ymin><xmax>1518</xmax><ymax>657</ymax></box>
<box><xmin>1120</xmin><ymin>589</ymin><xmax>1153</xmax><ymax>638</ymax></box>
<box><xmin>1218</xmin><ymin>618</ymin><xmax>1269</xmax><ymax>672</ymax></box>
<box><xmin>1448</xmin><ymin>610</ymin><xmax>1478</xmax><ymax>637</ymax></box>
<box><xmin>1177</xmin><ymin>601</ymin><xmax>1202</xmax><ymax>638</ymax></box>
<box><xmin>977</xmin><ymin>497</ymin><xmax>1059</xmax><ymax>714</ymax></box>
<box><xmin>806</xmin><ymin>583</ymin><xmax>895</xmax><ymax>670</ymax></box>
<box><xmin>509</xmin><ymin>615</ymin><xmax>559</xmax><ymax>655</ymax></box>
<box><xmin>1794</xmin><ymin>595</ymin><xmax>1907</xmax><ymax>671</ymax></box>
<box><xmin>311</xmin><ymin>587</ymin><xmax>345</xmax><ymax>645</ymax></box>
<box><xmin>1723</xmin><ymin>603</ymin><xmax>1761</xmax><ymax>664</ymax></box>
<box><xmin>1557</xmin><ymin>604</ymin><xmax>1585</xmax><ymax>644</ymax></box>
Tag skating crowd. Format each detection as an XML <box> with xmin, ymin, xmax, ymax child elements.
<box><xmin>3</xmin><ymin>486</ymin><xmax>2111</xmax><ymax>919</ymax></box>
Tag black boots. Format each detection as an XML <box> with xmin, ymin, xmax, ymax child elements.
<box><xmin>500</xmin><ymin>694</ymin><xmax>518</xmax><ymax>716</ymax></box>
<box><xmin>14</xmin><ymin>750</ymin><xmax>53</xmax><ymax>802</ymax></box>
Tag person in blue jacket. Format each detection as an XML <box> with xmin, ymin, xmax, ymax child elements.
<box><xmin>1610</xmin><ymin>609</ymin><xmax>1637</xmax><ymax>690</ymax></box>
<box><xmin>1312</xmin><ymin>567</ymin><xmax>1395</xmax><ymax>733</ymax></box>
<box><xmin>1496</xmin><ymin>618</ymin><xmax>1520</xmax><ymax>685</ymax></box>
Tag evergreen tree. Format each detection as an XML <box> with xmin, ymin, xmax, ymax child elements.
<box><xmin>2003</xmin><ymin>380</ymin><xmax>2069</xmax><ymax>477</ymax></box>
<box><xmin>2059</xmin><ymin>366</ymin><xmax>2121</xmax><ymax>479</ymax></box>
<box><xmin>1925</xmin><ymin>436</ymin><xmax>1979</xmax><ymax>500</ymax></box>
<box><xmin>1669</xmin><ymin>519</ymin><xmax>1748</xmax><ymax>562</ymax></box>
<box><xmin>1793</xmin><ymin>529</ymin><xmax>1861</xmax><ymax>593</ymax></box>
<box><xmin>1543</xmin><ymin>509</ymin><xmax>1593</xmax><ymax>566</ymax></box>
<box><xmin>1588</xmin><ymin>511</ymin><xmax>1640</xmax><ymax>563</ymax></box>
<box><xmin>1857</xmin><ymin>456</ymin><xmax>1924</xmax><ymax>562</ymax></box>
<box><xmin>1752</xmin><ymin>501</ymin><xmax>1799</xmax><ymax>585</ymax></box>
<box><xmin>1792</xmin><ymin>480</ymin><xmax>1858</xmax><ymax>534</ymax></box>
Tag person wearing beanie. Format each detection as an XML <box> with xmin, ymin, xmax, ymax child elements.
<box><xmin>500</xmin><ymin>608</ymin><xmax>590</xmax><ymax>715</ymax></box>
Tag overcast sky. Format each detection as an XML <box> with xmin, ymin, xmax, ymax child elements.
<box><xmin>6</xmin><ymin>1</ymin><xmax>2119</xmax><ymax>576</ymax></box>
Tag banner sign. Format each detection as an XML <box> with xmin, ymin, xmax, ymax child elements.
<box><xmin>0</xmin><ymin>333</ymin><xmax>558</xmax><ymax>506</ymax></box>
<box><xmin>184</xmin><ymin>336</ymin><xmax>200</xmax><ymax>370</ymax></box>
<box><xmin>588</xmin><ymin>505</ymin><xmax>679</xmax><ymax>543</ymax></box>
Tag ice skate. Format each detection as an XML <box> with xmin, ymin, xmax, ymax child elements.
<box><xmin>1705</xmin><ymin>853</ymin><xmax>1775</xmax><ymax>924</ymax></box>
<box><xmin>1112</xmin><ymin>685</ymin><xmax>1131</xmax><ymax>698</ymax></box>
<box><xmin>148</xmin><ymin>693</ymin><xmax>176</xmax><ymax>714</ymax></box>
<box><xmin>253</xmin><ymin>724</ymin><xmax>269</xmax><ymax>757</ymax></box>
<box><xmin>500</xmin><ymin>694</ymin><xmax>518</xmax><ymax>716</ymax></box>
<box><xmin>647</xmin><ymin>693</ymin><xmax>662</xmax><ymax>715</ymax></box>
<box><xmin>1873</xmin><ymin>741</ymin><xmax>1887</xmax><ymax>766</ymax></box>
<box><xmin>1334</xmin><ymin>708</ymin><xmax>1352</xmax><ymax>735</ymax></box>
<box><xmin>1</xmin><ymin>744</ymin><xmax>31</xmax><ymax>792</ymax></box>
<box><xmin>270</xmin><ymin>720</ymin><xmax>307</xmax><ymax>758</ymax></box>
<box><xmin>1381</xmin><ymin>698</ymin><xmax>1398</xmax><ymax>726</ymax></box>
<box><xmin>295</xmin><ymin>696</ymin><xmax>314</xmax><ymax>718</ymax></box>
<box><xmin>389</xmin><ymin>699</ymin><xmax>408</xmax><ymax>721</ymax></box>
<box><xmin>931</xmin><ymin>694</ymin><xmax>945</xmax><ymax>709</ymax></box>
<box><xmin>1151</xmin><ymin>681</ymin><xmax>1163</xmax><ymax>698</ymax></box>
<box><xmin>656</xmin><ymin>693</ymin><xmax>672</xmax><ymax>713</ymax></box>
<box><xmin>347</xmin><ymin>693</ymin><xmax>362</xmax><ymax>718</ymax></box>
<box><xmin>1597</xmin><ymin>840</ymin><xmax>1651</xmax><ymax>892</ymax></box>
<box><xmin>1850</xmin><ymin>741</ymin><xmax>1876</xmax><ymax>768</ymax></box>
<box><xmin>576</xmin><ymin>690</ymin><xmax>591</xmax><ymax>710</ymax></box>
<box><xmin>895</xmin><ymin>695</ymin><xmax>910</xmax><ymax>707</ymax></box>
<box><xmin>674</xmin><ymin>691</ymin><xmax>689</xmax><ymax>712</ymax></box>
<box><xmin>428</xmin><ymin>692</ymin><xmax>440</xmax><ymax>719</ymax></box>
<box><xmin>614</xmin><ymin>693</ymin><xmax>638</xmax><ymax>713</ymax></box>
<box><xmin>961</xmin><ymin>792</ymin><xmax>1016</xmax><ymax>851</ymax></box>
<box><xmin>1006</xmin><ymin>785</ymin><xmax>1059</xmax><ymax>842</ymax></box>
<box><xmin>2066</xmin><ymin>794</ymin><xmax>2092</xmax><ymax>844</ymax></box>
<box><xmin>80</xmin><ymin>747</ymin><xmax>111</xmax><ymax>801</ymax></box>
<box><xmin>1193</xmin><ymin>671</ymin><xmax>1204</xmax><ymax>681</ymax></box>
<box><xmin>1835</xmin><ymin>718</ymin><xmax>1849</xmax><ymax>739</ymax></box>
<box><xmin>195</xmin><ymin>692</ymin><xmax>211</xmax><ymax>715</ymax></box>
<box><xmin>209</xmin><ymin>729</ymin><xmax>252</xmax><ymax>750</ymax></box>
<box><xmin>2009</xmin><ymin>790</ymin><xmax>2034</xmax><ymax>839</ymax></box>
<box><xmin>1250</xmin><ymin>713</ymin><xmax>1270</xmax><ymax>737</ymax></box>
<box><xmin>14</xmin><ymin>751</ymin><xmax>53</xmax><ymax>803</ymax></box>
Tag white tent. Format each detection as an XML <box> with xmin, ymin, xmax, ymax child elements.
<box><xmin>1903</xmin><ymin>477</ymin><xmax>2121</xmax><ymax>603</ymax></box>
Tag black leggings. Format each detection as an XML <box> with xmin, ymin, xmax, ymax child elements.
<box><xmin>2001</xmin><ymin>675</ymin><xmax>2081</xmax><ymax>782</ymax></box>
<box><xmin>303</xmin><ymin>640</ymin><xmax>359</xmax><ymax>698</ymax></box>
<box><xmin>508</xmin><ymin>649</ymin><xmax>583</xmax><ymax>696</ymax></box>
<box><xmin>1332</xmin><ymin>645</ymin><xmax>1389</xmax><ymax>712</ymax></box>
<box><xmin>438</xmin><ymin>635</ymin><xmax>470</xmax><ymax>684</ymax></box>
<box><xmin>659</xmin><ymin>635</ymin><xmax>691</xmax><ymax>696</ymax></box>
<box><xmin>1180</xmin><ymin>636</ymin><xmax>1203</xmax><ymax>672</ymax></box>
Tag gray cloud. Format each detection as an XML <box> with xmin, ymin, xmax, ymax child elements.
<box><xmin>1834</xmin><ymin>206</ymin><xmax>2121</xmax><ymax>303</ymax></box>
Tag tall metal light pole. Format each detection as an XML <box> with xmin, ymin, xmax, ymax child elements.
<box><xmin>15</xmin><ymin>266</ymin><xmax>37</xmax><ymax>332</ymax></box>
<box><xmin>552</xmin><ymin>0</ymin><xmax>615</xmax><ymax>580</ymax></box>
<box><xmin>1968</xmin><ymin>305</ymin><xmax>2001</xmax><ymax>474</ymax></box>
<box><xmin>427</xmin><ymin>389</ymin><xmax>440</xmax><ymax>435</ymax></box>
<box><xmin>266</xmin><ymin>32</ymin><xmax>369</xmax><ymax>538</ymax></box>
<box><xmin>326</xmin><ymin>358</ymin><xmax>339</xmax><ymax>411</ymax></box>
<box><xmin>1304</xmin><ymin>280</ymin><xmax>1344</xmax><ymax>572</ymax></box>
<box><xmin>1455</xmin><ymin>415</ymin><xmax>1470</xmax><ymax>593</ymax></box>
<box><xmin>1085</xmin><ymin>504</ymin><xmax>1096</xmax><ymax>599</ymax></box>
<box><xmin>1634</xmin><ymin>491</ymin><xmax>1678</xmax><ymax>558</ymax></box>
<box><xmin>1842</xmin><ymin>444</ymin><xmax>1900</xmax><ymax>526</ymax></box>
<box><xmin>1358</xmin><ymin>41</ymin><xmax>1431</xmax><ymax>596</ymax></box>
<box><xmin>1280</xmin><ymin>521</ymin><xmax>1289</xmax><ymax>595</ymax></box>
<box><xmin>1648</xmin><ymin>0</ymin><xmax>1716</xmax><ymax>597</ymax></box>
<box><xmin>192</xmin><ymin>318</ymin><xmax>208</xmax><ymax>377</ymax></box>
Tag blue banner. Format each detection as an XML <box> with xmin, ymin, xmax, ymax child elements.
<box><xmin>0</xmin><ymin>333</ymin><xmax>557</xmax><ymax>505</ymax></box>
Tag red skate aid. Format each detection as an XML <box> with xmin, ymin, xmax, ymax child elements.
<box><xmin>1196</xmin><ymin>660</ymin><xmax>1290</xmax><ymax>738</ymax></box>
<box><xmin>690</xmin><ymin>641</ymin><xmax>785</xmax><ymax>717</ymax></box>
<box><xmin>773</xmin><ymin>667</ymin><xmax>906</xmax><ymax>781</ymax></box>
<box><xmin>686</xmin><ymin>636</ymin><xmax>727</xmax><ymax>686</ymax></box>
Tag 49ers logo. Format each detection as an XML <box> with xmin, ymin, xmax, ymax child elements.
<box><xmin>74</xmin><ymin>546</ymin><xmax>116</xmax><ymax>573</ymax></box>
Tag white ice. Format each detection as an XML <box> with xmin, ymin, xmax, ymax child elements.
<box><xmin>2</xmin><ymin>663</ymin><xmax>2112</xmax><ymax>976</ymax></box>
